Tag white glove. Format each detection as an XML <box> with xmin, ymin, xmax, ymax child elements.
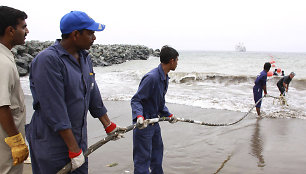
<box><xmin>70</xmin><ymin>149</ymin><xmax>85</xmax><ymax>171</ymax></box>
<box><xmin>137</xmin><ymin>115</ymin><xmax>148</xmax><ymax>129</ymax></box>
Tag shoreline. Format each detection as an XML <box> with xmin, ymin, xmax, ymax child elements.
<box><xmin>24</xmin><ymin>96</ymin><xmax>306</xmax><ymax>173</ymax></box>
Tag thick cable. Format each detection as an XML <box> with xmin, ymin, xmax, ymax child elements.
<box><xmin>57</xmin><ymin>96</ymin><xmax>267</xmax><ymax>173</ymax></box>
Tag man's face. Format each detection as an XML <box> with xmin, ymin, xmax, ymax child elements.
<box><xmin>76</xmin><ymin>29</ymin><xmax>96</xmax><ymax>50</ymax></box>
<box><xmin>170</xmin><ymin>57</ymin><xmax>178</xmax><ymax>71</ymax></box>
<box><xmin>290</xmin><ymin>74</ymin><xmax>295</xmax><ymax>79</ymax></box>
<box><xmin>12</xmin><ymin>19</ymin><xmax>29</xmax><ymax>45</ymax></box>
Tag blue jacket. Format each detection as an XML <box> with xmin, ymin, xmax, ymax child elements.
<box><xmin>26</xmin><ymin>40</ymin><xmax>107</xmax><ymax>173</ymax></box>
<box><xmin>254</xmin><ymin>70</ymin><xmax>267</xmax><ymax>90</ymax></box>
<box><xmin>131</xmin><ymin>64</ymin><xmax>171</xmax><ymax>122</ymax></box>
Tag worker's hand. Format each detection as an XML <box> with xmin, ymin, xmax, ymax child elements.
<box><xmin>5</xmin><ymin>133</ymin><xmax>29</xmax><ymax>166</ymax></box>
<box><xmin>168</xmin><ymin>114</ymin><xmax>178</xmax><ymax>123</ymax></box>
<box><xmin>69</xmin><ymin>149</ymin><xmax>85</xmax><ymax>171</ymax></box>
<box><xmin>136</xmin><ymin>115</ymin><xmax>148</xmax><ymax>129</ymax></box>
<box><xmin>105</xmin><ymin>122</ymin><xmax>126</xmax><ymax>140</ymax></box>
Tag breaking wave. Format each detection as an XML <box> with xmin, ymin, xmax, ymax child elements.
<box><xmin>169</xmin><ymin>72</ymin><xmax>306</xmax><ymax>90</ymax></box>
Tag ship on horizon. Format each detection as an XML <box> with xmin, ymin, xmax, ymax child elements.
<box><xmin>235</xmin><ymin>42</ymin><xmax>246</xmax><ymax>52</ymax></box>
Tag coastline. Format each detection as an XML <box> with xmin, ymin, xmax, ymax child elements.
<box><xmin>24</xmin><ymin>95</ymin><xmax>306</xmax><ymax>173</ymax></box>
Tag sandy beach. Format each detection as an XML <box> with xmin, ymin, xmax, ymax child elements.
<box><xmin>23</xmin><ymin>95</ymin><xmax>306</xmax><ymax>174</ymax></box>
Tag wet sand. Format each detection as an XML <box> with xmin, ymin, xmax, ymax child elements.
<box><xmin>23</xmin><ymin>96</ymin><xmax>306</xmax><ymax>174</ymax></box>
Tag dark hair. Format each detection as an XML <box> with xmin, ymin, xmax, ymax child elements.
<box><xmin>264</xmin><ymin>62</ymin><xmax>271</xmax><ymax>71</ymax></box>
<box><xmin>0</xmin><ymin>6</ymin><xmax>27</xmax><ymax>36</ymax></box>
<box><xmin>160</xmin><ymin>45</ymin><xmax>179</xmax><ymax>64</ymax></box>
<box><xmin>61</xmin><ymin>29</ymin><xmax>84</xmax><ymax>39</ymax></box>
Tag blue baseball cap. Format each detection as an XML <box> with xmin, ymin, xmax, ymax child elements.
<box><xmin>60</xmin><ymin>11</ymin><xmax>105</xmax><ymax>34</ymax></box>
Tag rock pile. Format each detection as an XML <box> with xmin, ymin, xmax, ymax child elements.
<box><xmin>12</xmin><ymin>40</ymin><xmax>160</xmax><ymax>76</ymax></box>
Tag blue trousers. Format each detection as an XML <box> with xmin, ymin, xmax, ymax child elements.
<box><xmin>133</xmin><ymin>123</ymin><xmax>164</xmax><ymax>174</ymax></box>
<box><xmin>253</xmin><ymin>86</ymin><xmax>263</xmax><ymax>108</ymax></box>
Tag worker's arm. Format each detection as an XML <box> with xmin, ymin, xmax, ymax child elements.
<box><xmin>98</xmin><ymin>113</ymin><xmax>111</xmax><ymax>127</ymax></box>
<box><xmin>0</xmin><ymin>105</ymin><xmax>29</xmax><ymax>166</ymax></box>
<box><xmin>58</xmin><ymin>129</ymin><xmax>85</xmax><ymax>171</ymax></box>
<box><xmin>283</xmin><ymin>82</ymin><xmax>288</xmax><ymax>91</ymax></box>
<box><xmin>58</xmin><ymin>129</ymin><xmax>80</xmax><ymax>153</ymax></box>
<box><xmin>0</xmin><ymin>105</ymin><xmax>19</xmax><ymax>136</ymax></box>
<box><xmin>98</xmin><ymin>113</ymin><xmax>126</xmax><ymax>136</ymax></box>
<box><xmin>263</xmin><ymin>85</ymin><xmax>267</xmax><ymax>95</ymax></box>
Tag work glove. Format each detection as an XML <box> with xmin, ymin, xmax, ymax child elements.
<box><xmin>168</xmin><ymin>114</ymin><xmax>178</xmax><ymax>124</ymax></box>
<box><xmin>5</xmin><ymin>132</ymin><xmax>29</xmax><ymax>166</ymax></box>
<box><xmin>136</xmin><ymin>115</ymin><xmax>148</xmax><ymax>129</ymax></box>
<box><xmin>69</xmin><ymin>149</ymin><xmax>85</xmax><ymax>171</ymax></box>
<box><xmin>105</xmin><ymin>122</ymin><xmax>126</xmax><ymax>140</ymax></box>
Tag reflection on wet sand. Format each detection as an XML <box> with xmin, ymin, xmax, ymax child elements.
<box><xmin>250</xmin><ymin>117</ymin><xmax>265</xmax><ymax>167</ymax></box>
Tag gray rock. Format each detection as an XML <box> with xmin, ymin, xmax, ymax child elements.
<box><xmin>16</xmin><ymin>66</ymin><xmax>28</xmax><ymax>77</ymax></box>
<box><xmin>12</xmin><ymin>40</ymin><xmax>160</xmax><ymax>75</ymax></box>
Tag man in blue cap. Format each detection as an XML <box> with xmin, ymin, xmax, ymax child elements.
<box><xmin>26</xmin><ymin>11</ymin><xmax>125</xmax><ymax>173</ymax></box>
<box><xmin>131</xmin><ymin>45</ymin><xmax>179</xmax><ymax>174</ymax></box>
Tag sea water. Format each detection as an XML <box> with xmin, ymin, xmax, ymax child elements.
<box><xmin>20</xmin><ymin>51</ymin><xmax>306</xmax><ymax>118</ymax></box>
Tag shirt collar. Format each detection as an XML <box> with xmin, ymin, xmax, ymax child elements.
<box><xmin>158</xmin><ymin>64</ymin><xmax>167</xmax><ymax>81</ymax></box>
<box><xmin>54</xmin><ymin>39</ymin><xmax>69</xmax><ymax>57</ymax></box>
<box><xmin>53</xmin><ymin>39</ymin><xmax>89</xmax><ymax>58</ymax></box>
<box><xmin>0</xmin><ymin>43</ymin><xmax>15</xmax><ymax>63</ymax></box>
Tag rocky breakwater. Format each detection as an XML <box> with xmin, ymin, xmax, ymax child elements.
<box><xmin>12</xmin><ymin>40</ymin><xmax>160</xmax><ymax>76</ymax></box>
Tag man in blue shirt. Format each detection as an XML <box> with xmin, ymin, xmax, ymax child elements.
<box><xmin>25</xmin><ymin>11</ymin><xmax>124</xmax><ymax>173</ymax></box>
<box><xmin>253</xmin><ymin>62</ymin><xmax>271</xmax><ymax>116</ymax></box>
<box><xmin>131</xmin><ymin>46</ymin><xmax>179</xmax><ymax>174</ymax></box>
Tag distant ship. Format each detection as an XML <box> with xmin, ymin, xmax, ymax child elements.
<box><xmin>235</xmin><ymin>42</ymin><xmax>246</xmax><ymax>52</ymax></box>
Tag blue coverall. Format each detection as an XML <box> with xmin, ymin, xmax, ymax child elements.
<box><xmin>131</xmin><ymin>64</ymin><xmax>172</xmax><ymax>174</ymax></box>
<box><xmin>253</xmin><ymin>70</ymin><xmax>267</xmax><ymax>108</ymax></box>
<box><xmin>25</xmin><ymin>40</ymin><xmax>107</xmax><ymax>174</ymax></box>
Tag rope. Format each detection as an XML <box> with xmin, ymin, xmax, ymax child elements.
<box><xmin>168</xmin><ymin>96</ymin><xmax>265</xmax><ymax>127</ymax></box>
<box><xmin>267</xmin><ymin>94</ymin><xmax>288</xmax><ymax>106</ymax></box>
<box><xmin>57</xmin><ymin>96</ymin><xmax>266</xmax><ymax>173</ymax></box>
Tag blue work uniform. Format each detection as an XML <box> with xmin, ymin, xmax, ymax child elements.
<box><xmin>25</xmin><ymin>40</ymin><xmax>107</xmax><ymax>174</ymax></box>
<box><xmin>131</xmin><ymin>64</ymin><xmax>171</xmax><ymax>174</ymax></box>
<box><xmin>253</xmin><ymin>70</ymin><xmax>267</xmax><ymax>108</ymax></box>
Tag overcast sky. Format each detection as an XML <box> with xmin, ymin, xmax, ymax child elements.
<box><xmin>2</xmin><ymin>0</ymin><xmax>306</xmax><ymax>52</ymax></box>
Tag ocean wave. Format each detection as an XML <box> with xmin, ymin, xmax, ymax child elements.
<box><xmin>168</xmin><ymin>72</ymin><xmax>306</xmax><ymax>89</ymax></box>
<box><xmin>169</xmin><ymin>72</ymin><xmax>255</xmax><ymax>84</ymax></box>
<box><xmin>267</xmin><ymin>76</ymin><xmax>306</xmax><ymax>90</ymax></box>
<box><xmin>20</xmin><ymin>69</ymin><xmax>306</xmax><ymax>120</ymax></box>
